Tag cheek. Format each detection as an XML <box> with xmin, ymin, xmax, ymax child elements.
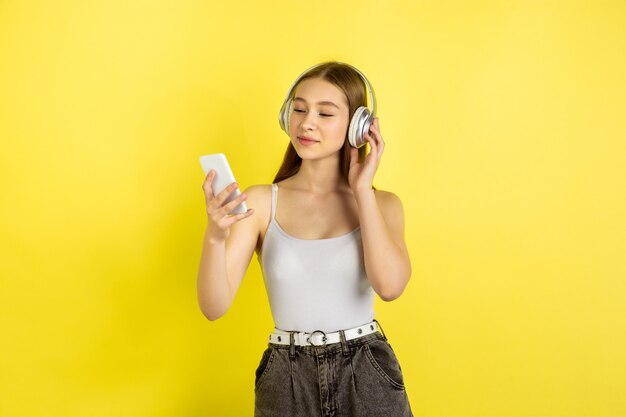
<box><xmin>332</xmin><ymin>117</ymin><xmax>350</xmax><ymax>136</ymax></box>
<box><xmin>288</xmin><ymin>116</ymin><xmax>298</xmax><ymax>135</ymax></box>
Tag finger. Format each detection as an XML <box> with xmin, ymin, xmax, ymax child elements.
<box><xmin>223</xmin><ymin>208</ymin><xmax>255</xmax><ymax>226</ymax></box>
<box><xmin>368</xmin><ymin>125</ymin><xmax>383</xmax><ymax>151</ymax></box>
<box><xmin>209</xmin><ymin>182</ymin><xmax>239</xmax><ymax>213</ymax></box>
<box><xmin>364</xmin><ymin>132</ymin><xmax>371</xmax><ymax>147</ymax></box>
<box><xmin>367</xmin><ymin>131</ymin><xmax>383</xmax><ymax>160</ymax></box>
<box><xmin>366</xmin><ymin>131</ymin><xmax>377</xmax><ymax>153</ymax></box>
<box><xmin>370</xmin><ymin>122</ymin><xmax>382</xmax><ymax>138</ymax></box>
<box><xmin>376</xmin><ymin>134</ymin><xmax>385</xmax><ymax>156</ymax></box>
<box><xmin>216</xmin><ymin>182</ymin><xmax>240</xmax><ymax>206</ymax></box>
<box><xmin>202</xmin><ymin>169</ymin><xmax>216</xmax><ymax>199</ymax></box>
<box><xmin>368</xmin><ymin>119</ymin><xmax>379</xmax><ymax>133</ymax></box>
<box><xmin>221</xmin><ymin>192</ymin><xmax>248</xmax><ymax>215</ymax></box>
<box><xmin>368</xmin><ymin>127</ymin><xmax>380</xmax><ymax>143</ymax></box>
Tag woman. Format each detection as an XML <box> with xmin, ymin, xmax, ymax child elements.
<box><xmin>197</xmin><ymin>61</ymin><xmax>413</xmax><ymax>417</ymax></box>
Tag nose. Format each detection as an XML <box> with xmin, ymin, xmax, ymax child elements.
<box><xmin>298</xmin><ymin>110</ymin><xmax>316</xmax><ymax>131</ymax></box>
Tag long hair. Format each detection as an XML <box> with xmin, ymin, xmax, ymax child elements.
<box><xmin>272</xmin><ymin>61</ymin><xmax>376</xmax><ymax>190</ymax></box>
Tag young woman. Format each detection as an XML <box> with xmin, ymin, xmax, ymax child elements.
<box><xmin>197</xmin><ymin>61</ymin><xmax>413</xmax><ymax>417</ymax></box>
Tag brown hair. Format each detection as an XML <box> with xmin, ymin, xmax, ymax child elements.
<box><xmin>272</xmin><ymin>61</ymin><xmax>376</xmax><ymax>190</ymax></box>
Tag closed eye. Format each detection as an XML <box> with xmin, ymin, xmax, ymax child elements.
<box><xmin>293</xmin><ymin>109</ymin><xmax>334</xmax><ymax>117</ymax></box>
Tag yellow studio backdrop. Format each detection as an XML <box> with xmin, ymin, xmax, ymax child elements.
<box><xmin>1</xmin><ymin>0</ymin><xmax>624</xmax><ymax>416</ymax></box>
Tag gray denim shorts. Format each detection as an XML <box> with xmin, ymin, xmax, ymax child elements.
<box><xmin>254</xmin><ymin>328</ymin><xmax>414</xmax><ymax>417</ymax></box>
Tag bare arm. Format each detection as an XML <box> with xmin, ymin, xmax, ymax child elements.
<box><xmin>196</xmin><ymin>172</ymin><xmax>259</xmax><ymax>320</ymax></box>
<box><xmin>355</xmin><ymin>189</ymin><xmax>411</xmax><ymax>301</ymax></box>
<box><xmin>197</xmin><ymin>230</ymin><xmax>233</xmax><ymax>320</ymax></box>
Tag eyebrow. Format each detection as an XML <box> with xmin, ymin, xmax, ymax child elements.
<box><xmin>293</xmin><ymin>96</ymin><xmax>341</xmax><ymax>110</ymax></box>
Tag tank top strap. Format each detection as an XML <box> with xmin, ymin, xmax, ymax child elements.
<box><xmin>270</xmin><ymin>183</ymin><xmax>278</xmax><ymax>220</ymax></box>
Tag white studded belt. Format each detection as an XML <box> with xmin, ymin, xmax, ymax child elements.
<box><xmin>268</xmin><ymin>321</ymin><xmax>380</xmax><ymax>347</ymax></box>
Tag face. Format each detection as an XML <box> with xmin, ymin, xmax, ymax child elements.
<box><xmin>288</xmin><ymin>77</ymin><xmax>350</xmax><ymax>158</ymax></box>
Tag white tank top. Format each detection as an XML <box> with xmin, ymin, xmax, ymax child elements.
<box><xmin>258</xmin><ymin>183</ymin><xmax>375</xmax><ymax>333</ymax></box>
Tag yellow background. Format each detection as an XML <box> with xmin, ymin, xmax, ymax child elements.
<box><xmin>1</xmin><ymin>1</ymin><xmax>625</xmax><ymax>416</ymax></box>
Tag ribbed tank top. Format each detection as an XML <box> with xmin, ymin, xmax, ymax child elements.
<box><xmin>258</xmin><ymin>183</ymin><xmax>375</xmax><ymax>333</ymax></box>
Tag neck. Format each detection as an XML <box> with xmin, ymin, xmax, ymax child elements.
<box><xmin>290</xmin><ymin>156</ymin><xmax>348</xmax><ymax>194</ymax></box>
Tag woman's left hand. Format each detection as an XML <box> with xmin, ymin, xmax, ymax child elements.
<box><xmin>348</xmin><ymin>117</ymin><xmax>384</xmax><ymax>194</ymax></box>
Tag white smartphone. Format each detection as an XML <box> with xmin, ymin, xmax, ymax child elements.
<box><xmin>199</xmin><ymin>153</ymin><xmax>248</xmax><ymax>215</ymax></box>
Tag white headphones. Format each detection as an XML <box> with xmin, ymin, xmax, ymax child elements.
<box><xmin>278</xmin><ymin>62</ymin><xmax>377</xmax><ymax>148</ymax></box>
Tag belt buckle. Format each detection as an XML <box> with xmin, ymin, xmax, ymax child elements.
<box><xmin>307</xmin><ymin>330</ymin><xmax>327</xmax><ymax>346</ymax></box>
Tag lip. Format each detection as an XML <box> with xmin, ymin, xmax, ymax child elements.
<box><xmin>298</xmin><ymin>136</ymin><xmax>319</xmax><ymax>145</ymax></box>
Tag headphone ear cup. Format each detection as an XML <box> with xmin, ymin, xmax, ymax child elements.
<box><xmin>279</xmin><ymin>99</ymin><xmax>292</xmax><ymax>134</ymax></box>
<box><xmin>348</xmin><ymin>106</ymin><xmax>370</xmax><ymax>148</ymax></box>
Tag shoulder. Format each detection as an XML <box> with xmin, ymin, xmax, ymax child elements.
<box><xmin>241</xmin><ymin>184</ymin><xmax>273</xmax><ymax>227</ymax></box>
<box><xmin>242</xmin><ymin>183</ymin><xmax>272</xmax><ymax>195</ymax></box>
<box><xmin>241</xmin><ymin>183</ymin><xmax>273</xmax><ymax>208</ymax></box>
<box><xmin>372</xmin><ymin>189</ymin><xmax>406</xmax><ymax>225</ymax></box>
<box><xmin>373</xmin><ymin>189</ymin><xmax>404</xmax><ymax>212</ymax></box>
<box><xmin>372</xmin><ymin>189</ymin><xmax>407</xmax><ymax>251</ymax></box>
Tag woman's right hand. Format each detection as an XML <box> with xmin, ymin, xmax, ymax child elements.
<box><xmin>203</xmin><ymin>169</ymin><xmax>254</xmax><ymax>242</ymax></box>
